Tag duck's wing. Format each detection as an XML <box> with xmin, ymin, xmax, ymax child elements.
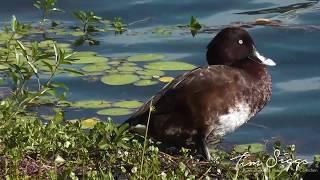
<box><xmin>125</xmin><ymin>65</ymin><xmax>241</xmax><ymax>126</ymax></box>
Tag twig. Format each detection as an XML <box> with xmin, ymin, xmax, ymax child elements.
<box><xmin>139</xmin><ymin>97</ymin><xmax>153</xmax><ymax>177</ymax></box>
<box><xmin>199</xmin><ymin>166</ymin><xmax>212</xmax><ymax>180</ymax></box>
<box><xmin>128</xmin><ymin>17</ymin><xmax>151</xmax><ymax>26</ymax></box>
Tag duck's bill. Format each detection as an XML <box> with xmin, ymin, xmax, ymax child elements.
<box><xmin>249</xmin><ymin>46</ymin><xmax>276</xmax><ymax>66</ymax></box>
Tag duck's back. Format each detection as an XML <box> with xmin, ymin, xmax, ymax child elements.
<box><xmin>126</xmin><ymin>65</ymin><xmax>271</xmax><ymax>147</ymax></box>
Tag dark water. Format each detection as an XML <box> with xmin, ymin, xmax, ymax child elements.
<box><xmin>1</xmin><ymin>0</ymin><xmax>320</xmax><ymax>159</ymax></box>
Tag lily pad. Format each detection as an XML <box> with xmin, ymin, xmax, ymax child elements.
<box><xmin>113</xmin><ymin>100</ymin><xmax>143</xmax><ymax>109</ymax></box>
<box><xmin>134</xmin><ymin>80</ymin><xmax>158</xmax><ymax>86</ymax></box>
<box><xmin>153</xmin><ymin>27</ymin><xmax>172</xmax><ymax>36</ymax></box>
<box><xmin>72</xmin><ymin>100</ymin><xmax>111</xmax><ymax>109</ymax></box>
<box><xmin>128</xmin><ymin>53</ymin><xmax>164</xmax><ymax>62</ymax></box>
<box><xmin>144</xmin><ymin>61</ymin><xmax>196</xmax><ymax>71</ymax></box>
<box><xmin>74</xmin><ymin>51</ymin><xmax>97</xmax><ymax>57</ymax></box>
<box><xmin>101</xmin><ymin>74</ymin><xmax>139</xmax><ymax>85</ymax></box>
<box><xmin>233</xmin><ymin>143</ymin><xmax>265</xmax><ymax>153</ymax></box>
<box><xmin>105</xmin><ymin>69</ymin><xmax>119</xmax><ymax>74</ymax></box>
<box><xmin>108</xmin><ymin>61</ymin><xmax>121</xmax><ymax>66</ymax></box>
<box><xmin>119</xmin><ymin>71</ymin><xmax>136</xmax><ymax>74</ymax></box>
<box><xmin>122</xmin><ymin>62</ymin><xmax>137</xmax><ymax>66</ymax></box>
<box><xmin>0</xmin><ymin>65</ymin><xmax>9</xmax><ymax>70</ymax></box>
<box><xmin>159</xmin><ymin>76</ymin><xmax>174</xmax><ymax>83</ymax></box>
<box><xmin>137</xmin><ymin>69</ymin><xmax>165</xmax><ymax>76</ymax></box>
<box><xmin>140</xmin><ymin>75</ymin><xmax>153</xmax><ymax>80</ymax></box>
<box><xmin>73</xmin><ymin>56</ymin><xmax>109</xmax><ymax>64</ymax></box>
<box><xmin>117</xmin><ymin>66</ymin><xmax>142</xmax><ymax>72</ymax></box>
<box><xmin>81</xmin><ymin>63</ymin><xmax>111</xmax><ymax>72</ymax></box>
<box><xmin>70</xmin><ymin>31</ymin><xmax>86</xmax><ymax>36</ymax></box>
<box><xmin>97</xmin><ymin>108</ymin><xmax>132</xmax><ymax>116</ymax></box>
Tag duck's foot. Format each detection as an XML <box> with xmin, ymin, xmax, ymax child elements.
<box><xmin>197</xmin><ymin>137</ymin><xmax>212</xmax><ymax>161</ymax></box>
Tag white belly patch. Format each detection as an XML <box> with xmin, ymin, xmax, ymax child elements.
<box><xmin>214</xmin><ymin>103</ymin><xmax>252</xmax><ymax>137</ymax></box>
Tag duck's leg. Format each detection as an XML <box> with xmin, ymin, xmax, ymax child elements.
<box><xmin>197</xmin><ymin>136</ymin><xmax>212</xmax><ymax>161</ymax></box>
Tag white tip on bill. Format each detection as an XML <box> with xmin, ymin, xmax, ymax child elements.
<box><xmin>254</xmin><ymin>46</ymin><xmax>276</xmax><ymax>66</ymax></box>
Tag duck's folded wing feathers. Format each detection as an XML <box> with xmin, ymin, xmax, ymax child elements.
<box><xmin>125</xmin><ymin>65</ymin><xmax>239</xmax><ymax>126</ymax></box>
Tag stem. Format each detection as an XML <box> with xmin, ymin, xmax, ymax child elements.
<box><xmin>4</xmin><ymin>32</ymin><xmax>16</xmax><ymax>62</ymax></box>
<box><xmin>139</xmin><ymin>98</ymin><xmax>153</xmax><ymax>178</ymax></box>
<box><xmin>83</xmin><ymin>22</ymin><xmax>87</xmax><ymax>33</ymax></box>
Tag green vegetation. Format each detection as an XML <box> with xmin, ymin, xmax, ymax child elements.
<box><xmin>34</xmin><ymin>0</ymin><xmax>63</xmax><ymax>25</ymax></box>
<box><xmin>0</xmin><ymin>1</ymin><xmax>318</xmax><ymax>179</ymax></box>
<box><xmin>73</xmin><ymin>11</ymin><xmax>102</xmax><ymax>33</ymax></box>
<box><xmin>189</xmin><ymin>16</ymin><xmax>202</xmax><ymax>37</ymax></box>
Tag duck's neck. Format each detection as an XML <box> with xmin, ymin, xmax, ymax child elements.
<box><xmin>232</xmin><ymin>61</ymin><xmax>268</xmax><ymax>79</ymax></box>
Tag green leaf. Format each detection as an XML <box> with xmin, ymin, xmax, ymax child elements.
<box><xmin>81</xmin><ymin>63</ymin><xmax>110</xmax><ymax>72</ymax></box>
<box><xmin>11</xmin><ymin>15</ymin><xmax>17</xmax><ymax>32</ymax></box>
<box><xmin>189</xmin><ymin>16</ymin><xmax>201</xmax><ymax>37</ymax></box>
<box><xmin>101</xmin><ymin>74</ymin><xmax>139</xmax><ymax>86</ymax></box>
<box><xmin>117</xmin><ymin>66</ymin><xmax>142</xmax><ymax>72</ymax></box>
<box><xmin>128</xmin><ymin>53</ymin><xmax>165</xmax><ymax>62</ymax></box>
<box><xmin>53</xmin><ymin>109</ymin><xmax>64</xmax><ymax>124</ymax></box>
<box><xmin>73</xmin><ymin>56</ymin><xmax>108</xmax><ymax>64</ymax></box>
<box><xmin>72</xmin><ymin>100</ymin><xmax>111</xmax><ymax>109</ymax></box>
<box><xmin>134</xmin><ymin>80</ymin><xmax>158</xmax><ymax>86</ymax></box>
<box><xmin>159</xmin><ymin>76</ymin><xmax>174</xmax><ymax>83</ymax></box>
<box><xmin>136</xmin><ymin>69</ymin><xmax>165</xmax><ymax>77</ymax></box>
<box><xmin>144</xmin><ymin>61</ymin><xmax>196</xmax><ymax>71</ymax></box>
<box><xmin>233</xmin><ymin>143</ymin><xmax>265</xmax><ymax>153</ymax></box>
<box><xmin>54</xmin><ymin>155</ymin><xmax>65</xmax><ymax>164</ymax></box>
<box><xmin>112</xmin><ymin>100</ymin><xmax>143</xmax><ymax>109</ymax></box>
<box><xmin>80</xmin><ymin>118</ymin><xmax>100</xmax><ymax>129</ymax></box>
<box><xmin>97</xmin><ymin>108</ymin><xmax>132</xmax><ymax>116</ymax></box>
<box><xmin>62</xmin><ymin>68</ymin><xmax>84</xmax><ymax>75</ymax></box>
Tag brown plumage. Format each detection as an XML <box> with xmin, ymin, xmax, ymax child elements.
<box><xmin>124</xmin><ymin>27</ymin><xmax>275</xmax><ymax>160</ymax></box>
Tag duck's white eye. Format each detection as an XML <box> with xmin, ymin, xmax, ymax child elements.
<box><xmin>238</xmin><ymin>40</ymin><xmax>243</xmax><ymax>45</ymax></box>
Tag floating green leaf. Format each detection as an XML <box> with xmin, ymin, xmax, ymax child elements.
<box><xmin>137</xmin><ymin>69</ymin><xmax>165</xmax><ymax>76</ymax></box>
<box><xmin>70</xmin><ymin>31</ymin><xmax>86</xmax><ymax>36</ymax></box>
<box><xmin>140</xmin><ymin>75</ymin><xmax>153</xmax><ymax>80</ymax></box>
<box><xmin>73</xmin><ymin>56</ymin><xmax>109</xmax><ymax>64</ymax></box>
<box><xmin>113</xmin><ymin>100</ymin><xmax>143</xmax><ymax>109</ymax></box>
<box><xmin>97</xmin><ymin>108</ymin><xmax>132</xmax><ymax>116</ymax></box>
<box><xmin>105</xmin><ymin>69</ymin><xmax>119</xmax><ymax>74</ymax></box>
<box><xmin>128</xmin><ymin>53</ymin><xmax>164</xmax><ymax>62</ymax></box>
<box><xmin>144</xmin><ymin>61</ymin><xmax>196</xmax><ymax>71</ymax></box>
<box><xmin>122</xmin><ymin>62</ymin><xmax>137</xmax><ymax>66</ymax></box>
<box><xmin>101</xmin><ymin>74</ymin><xmax>139</xmax><ymax>85</ymax></box>
<box><xmin>74</xmin><ymin>51</ymin><xmax>97</xmax><ymax>57</ymax></box>
<box><xmin>81</xmin><ymin>63</ymin><xmax>110</xmax><ymax>72</ymax></box>
<box><xmin>117</xmin><ymin>66</ymin><xmax>142</xmax><ymax>72</ymax></box>
<box><xmin>72</xmin><ymin>100</ymin><xmax>111</xmax><ymax>109</ymax></box>
<box><xmin>108</xmin><ymin>61</ymin><xmax>121</xmax><ymax>66</ymax></box>
<box><xmin>0</xmin><ymin>65</ymin><xmax>9</xmax><ymax>70</ymax></box>
<box><xmin>159</xmin><ymin>76</ymin><xmax>174</xmax><ymax>83</ymax></box>
<box><xmin>134</xmin><ymin>80</ymin><xmax>158</xmax><ymax>86</ymax></box>
<box><xmin>153</xmin><ymin>27</ymin><xmax>172</xmax><ymax>36</ymax></box>
<box><xmin>234</xmin><ymin>143</ymin><xmax>265</xmax><ymax>153</ymax></box>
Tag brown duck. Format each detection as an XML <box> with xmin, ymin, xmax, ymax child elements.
<box><xmin>124</xmin><ymin>27</ymin><xmax>276</xmax><ymax>160</ymax></box>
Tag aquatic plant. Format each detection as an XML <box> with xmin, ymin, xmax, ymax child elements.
<box><xmin>112</xmin><ymin>17</ymin><xmax>127</xmax><ymax>34</ymax></box>
<box><xmin>189</xmin><ymin>16</ymin><xmax>202</xmax><ymax>37</ymax></box>
<box><xmin>34</xmin><ymin>0</ymin><xmax>63</xmax><ymax>25</ymax></box>
<box><xmin>73</xmin><ymin>10</ymin><xmax>102</xmax><ymax>33</ymax></box>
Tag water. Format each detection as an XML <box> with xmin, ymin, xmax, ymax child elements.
<box><xmin>1</xmin><ymin>0</ymin><xmax>319</xmax><ymax>158</ymax></box>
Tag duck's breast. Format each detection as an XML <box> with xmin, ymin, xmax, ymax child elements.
<box><xmin>213</xmin><ymin>102</ymin><xmax>253</xmax><ymax>137</ymax></box>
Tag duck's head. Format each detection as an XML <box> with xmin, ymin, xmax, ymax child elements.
<box><xmin>206</xmin><ymin>27</ymin><xmax>276</xmax><ymax>67</ymax></box>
